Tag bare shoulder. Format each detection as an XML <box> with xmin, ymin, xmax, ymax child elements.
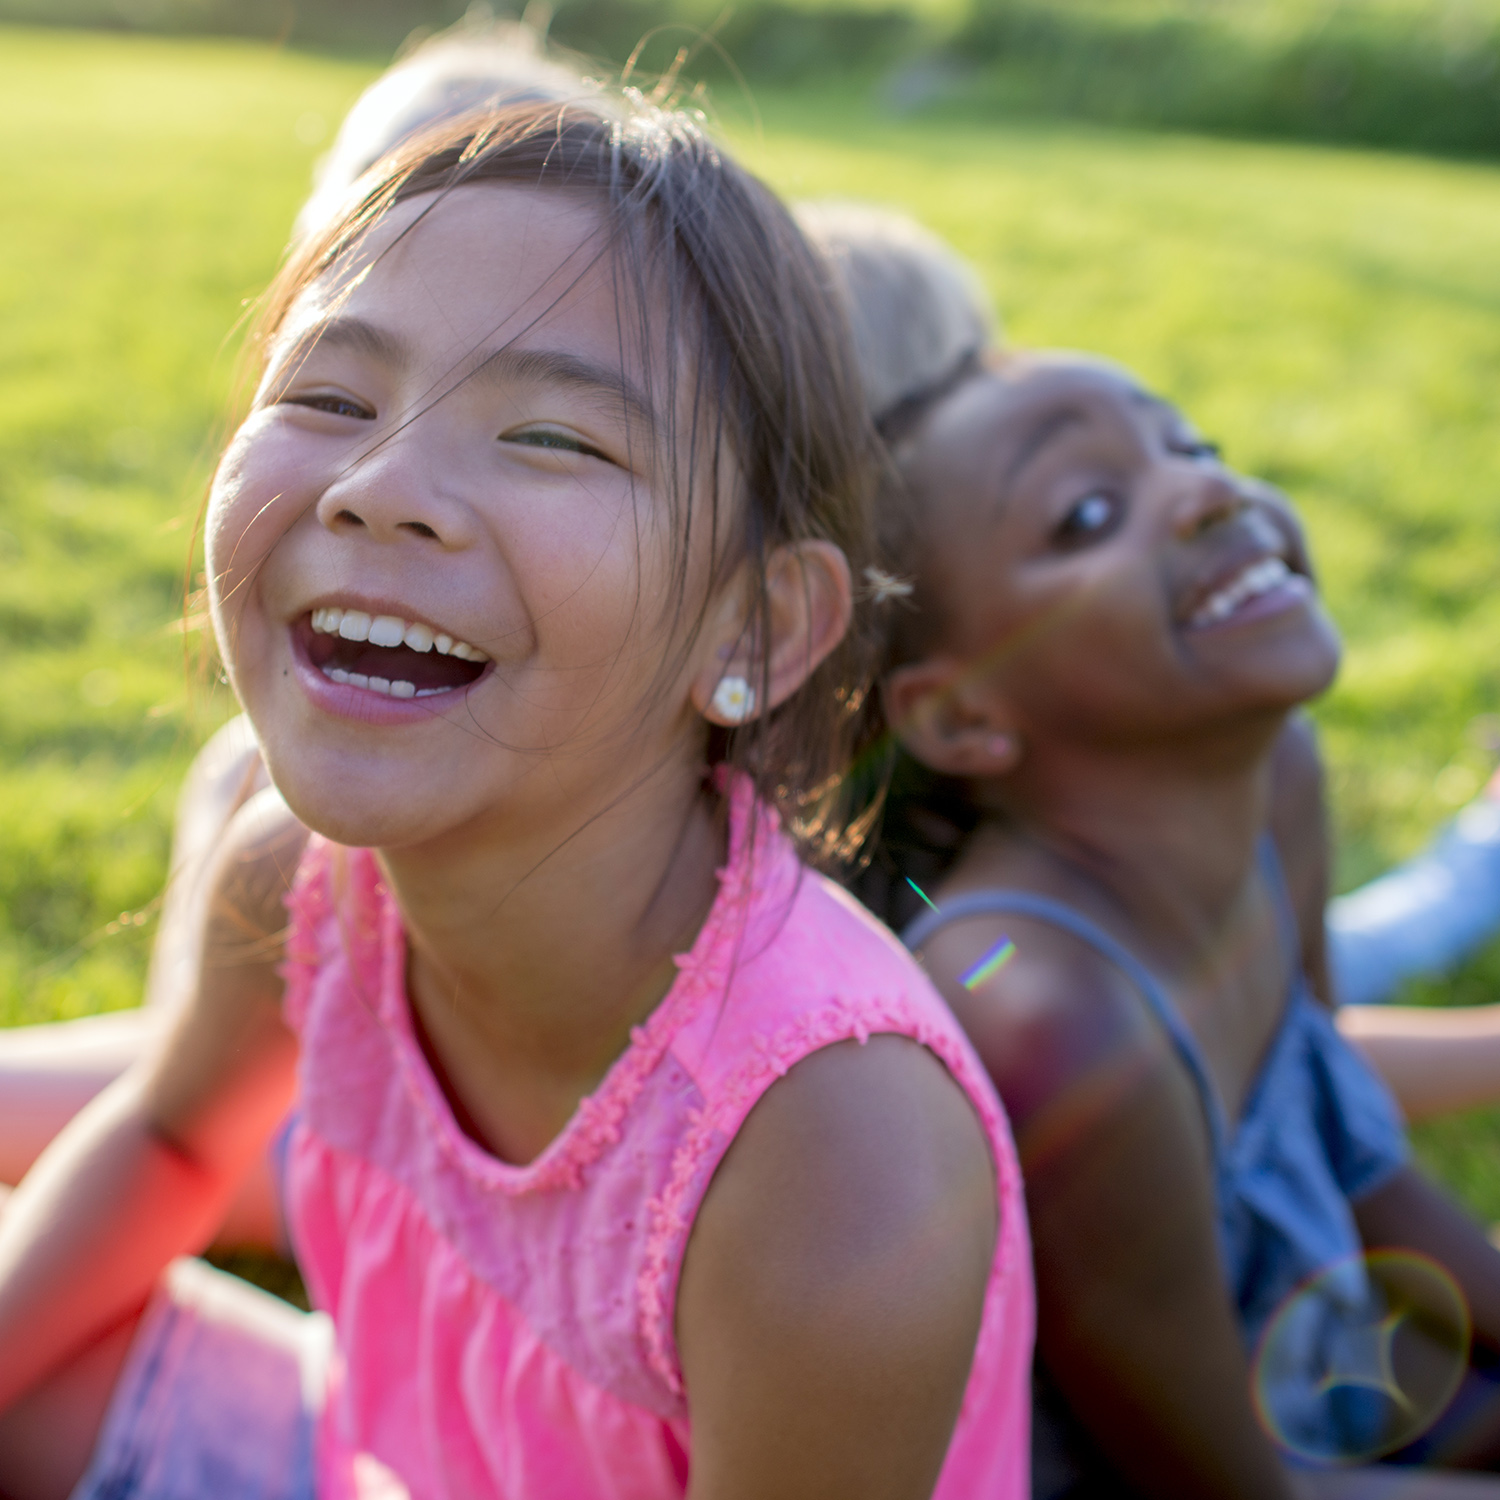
<box><xmin>686</xmin><ymin>1035</ymin><xmax>997</xmax><ymax>1295</ymax></box>
<box><xmin>200</xmin><ymin>785</ymin><xmax>310</xmax><ymax>951</ymax></box>
<box><xmin>677</xmin><ymin>1036</ymin><xmax>996</xmax><ymax>1500</ymax></box>
<box><xmin>917</xmin><ymin>909</ymin><xmax>1167</xmax><ymax>1133</ymax></box>
<box><xmin>142</xmin><ymin>788</ymin><xmax>308</xmax><ymax>1159</ymax></box>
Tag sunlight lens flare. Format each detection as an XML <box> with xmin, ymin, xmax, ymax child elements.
<box><xmin>1252</xmin><ymin>1249</ymin><xmax>1470</xmax><ymax>1466</ymax></box>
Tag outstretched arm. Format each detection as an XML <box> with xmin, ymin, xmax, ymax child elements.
<box><xmin>1269</xmin><ymin>713</ymin><xmax>1500</xmax><ymax>1121</ymax></box>
<box><xmin>1339</xmin><ymin>1005</ymin><xmax>1500</xmax><ymax>1122</ymax></box>
<box><xmin>0</xmin><ymin>791</ymin><xmax>305</xmax><ymax>1416</ymax></box>
<box><xmin>677</xmin><ymin>1034</ymin><xmax>997</xmax><ymax>1500</ymax></box>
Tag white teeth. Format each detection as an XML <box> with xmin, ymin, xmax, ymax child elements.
<box><xmin>1192</xmin><ymin>557</ymin><xmax>1292</xmax><ymax>626</ymax></box>
<box><xmin>368</xmin><ymin>615</ymin><xmax>406</xmax><ymax>648</ymax></box>
<box><xmin>448</xmin><ymin>640</ymin><xmax>490</xmax><ymax>663</ymax></box>
<box><xmin>309</xmin><ymin>606</ymin><xmax>490</xmax><ymax>670</ymax></box>
<box><xmin>319</xmin><ymin>664</ymin><xmax>418</xmax><ymax>699</ymax></box>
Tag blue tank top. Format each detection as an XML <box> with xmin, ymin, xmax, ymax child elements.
<box><xmin>901</xmin><ymin>840</ymin><xmax>1409</xmax><ymax>1465</ymax></box>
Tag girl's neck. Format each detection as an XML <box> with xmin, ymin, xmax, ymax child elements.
<box><xmin>962</xmin><ymin>713</ymin><xmax>1286</xmax><ymax>968</ymax></box>
<box><xmin>374</xmin><ymin>751</ymin><xmax>725</xmax><ymax>1164</ymax></box>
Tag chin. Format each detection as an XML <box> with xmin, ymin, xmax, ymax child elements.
<box><xmin>1231</xmin><ymin>636</ymin><xmax>1342</xmax><ymax>717</ymax></box>
<box><xmin>282</xmin><ymin>794</ymin><xmax>429</xmax><ymax>851</ymax></box>
<box><xmin>264</xmin><ymin>752</ymin><xmax>470</xmax><ymax>852</ymax></box>
<box><xmin>1279</xmin><ymin>616</ymin><xmax>1342</xmax><ymax>702</ymax></box>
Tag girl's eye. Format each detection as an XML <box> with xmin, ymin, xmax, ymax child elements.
<box><xmin>1172</xmin><ymin>434</ymin><xmax>1221</xmax><ymax>461</ymax></box>
<box><xmin>1054</xmin><ymin>492</ymin><xmax>1119</xmax><ymax>545</ymax></box>
<box><xmin>502</xmin><ymin>426</ymin><xmax>611</xmax><ymax>463</ymax></box>
<box><xmin>285</xmin><ymin>393</ymin><xmax>372</xmax><ymax>420</ymax></box>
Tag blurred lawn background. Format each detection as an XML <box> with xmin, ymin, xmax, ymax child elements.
<box><xmin>6</xmin><ymin>19</ymin><xmax>1500</xmax><ymax>1210</ymax></box>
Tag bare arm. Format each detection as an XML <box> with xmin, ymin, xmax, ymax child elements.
<box><xmin>1337</xmin><ymin>1005</ymin><xmax>1500</xmax><ymax>1122</ymax></box>
<box><xmin>676</xmin><ymin>1035</ymin><xmax>997</xmax><ymax>1500</ymax></box>
<box><xmin>923</xmin><ymin>913</ymin><xmax>1299</xmax><ymax>1500</ymax></box>
<box><xmin>1352</xmin><ymin>1166</ymin><xmax>1500</xmax><ymax>1469</ymax></box>
<box><xmin>0</xmin><ymin>791</ymin><xmax>305</xmax><ymax>1412</ymax></box>
<box><xmin>1356</xmin><ymin>1166</ymin><xmax>1500</xmax><ymax>1353</ymax></box>
<box><xmin>1268</xmin><ymin>714</ymin><xmax>1500</xmax><ymax>1120</ymax></box>
<box><xmin>1295</xmin><ymin>1471</ymin><xmax>1500</xmax><ymax>1497</ymax></box>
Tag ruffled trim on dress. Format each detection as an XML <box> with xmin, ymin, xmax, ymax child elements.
<box><xmin>280</xmin><ymin>834</ymin><xmax>334</xmax><ymax>1035</ymax></box>
<box><xmin>280</xmin><ymin>776</ymin><xmax>781</xmax><ymax>1198</ymax></box>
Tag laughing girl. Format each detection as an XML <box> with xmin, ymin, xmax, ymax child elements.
<box><xmin>0</xmin><ymin>100</ymin><xmax>1031</xmax><ymax>1500</ymax></box>
<box><xmin>872</xmin><ymin>346</ymin><xmax>1500</xmax><ymax>1498</ymax></box>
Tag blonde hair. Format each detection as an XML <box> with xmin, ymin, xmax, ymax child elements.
<box><xmin>294</xmin><ymin>19</ymin><xmax>590</xmax><ymax>239</ymax></box>
<box><xmin>794</xmin><ymin>200</ymin><xmax>996</xmax><ymax>427</ymax></box>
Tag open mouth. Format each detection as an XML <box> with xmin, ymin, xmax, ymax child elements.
<box><xmin>302</xmin><ymin>607</ymin><xmax>489</xmax><ymax>698</ymax></box>
<box><xmin>1185</xmin><ymin>555</ymin><xmax>1303</xmax><ymax>629</ymax></box>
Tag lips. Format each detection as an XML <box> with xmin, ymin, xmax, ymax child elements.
<box><xmin>300</xmin><ymin>605</ymin><xmax>489</xmax><ymax>699</ymax></box>
<box><xmin>1181</xmin><ymin>552</ymin><xmax>1309</xmax><ymax>631</ymax></box>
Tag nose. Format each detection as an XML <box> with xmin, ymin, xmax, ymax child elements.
<box><xmin>1170</xmin><ymin>468</ymin><xmax>1246</xmax><ymax>542</ymax></box>
<box><xmin>314</xmin><ymin>429</ymin><xmax>476</xmax><ymax>550</ymax></box>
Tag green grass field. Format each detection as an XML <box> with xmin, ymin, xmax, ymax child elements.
<box><xmin>5</xmin><ymin>24</ymin><xmax>1500</xmax><ymax>1209</ymax></box>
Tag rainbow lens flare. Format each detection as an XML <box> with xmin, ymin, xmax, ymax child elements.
<box><xmin>1251</xmin><ymin>1249</ymin><xmax>1470</xmax><ymax>1466</ymax></box>
<box><xmin>959</xmin><ymin>937</ymin><xmax>1016</xmax><ymax>990</ymax></box>
<box><xmin>906</xmin><ymin>877</ymin><xmax>940</xmax><ymax>914</ymax></box>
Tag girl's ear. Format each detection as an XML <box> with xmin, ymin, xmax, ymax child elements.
<box><xmin>882</xmin><ymin>659</ymin><xmax>1023</xmax><ymax>778</ymax></box>
<box><xmin>693</xmin><ymin>541</ymin><xmax>853</xmax><ymax>726</ymax></box>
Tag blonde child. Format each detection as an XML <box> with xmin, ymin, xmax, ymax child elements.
<box><xmin>0</xmin><ymin>100</ymin><xmax>1031</xmax><ymax>1500</ymax></box>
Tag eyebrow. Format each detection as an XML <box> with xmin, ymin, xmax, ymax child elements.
<box><xmin>274</xmin><ymin>315</ymin><xmax>659</xmax><ymax>438</ymax></box>
<box><xmin>1001</xmin><ymin>406</ymin><xmax>1090</xmax><ymax>491</ymax></box>
<box><xmin>281</xmin><ymin>314</ymin><xmax>413</xmax><ymax>369</ymax></box>
<box><xmin>470</xmin><ymin>345</ymin><xmax>659</xmax><ymax>439</ymax></box>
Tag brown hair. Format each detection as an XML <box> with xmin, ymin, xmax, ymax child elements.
<box><xmin>245</xmin><ymin>95</ymin><xmax>886</xmax><ymax>864</ymax></box>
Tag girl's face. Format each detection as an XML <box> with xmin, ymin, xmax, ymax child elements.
<box><xmin>899</xmin><ymin>354</ymin><xmax>1341</xmax><ymax>749</ymax></box>
<box><xmin>208</xmin><ymin>185</ymin><xmax>724</xmax><ymax>849</ymax></box>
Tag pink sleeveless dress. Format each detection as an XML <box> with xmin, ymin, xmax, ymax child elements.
<box><xmin>280</xmin><ymin>783</ymin><xmax>1034</xmax><ymax>1499</ymax></box>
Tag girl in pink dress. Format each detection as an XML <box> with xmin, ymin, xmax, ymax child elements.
<box><xmin>0</xmin><ymin>96</ymin><xmax>1032</xmax><ymax>1500</ymax></box>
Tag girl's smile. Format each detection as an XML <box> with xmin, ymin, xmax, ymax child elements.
<box><xmin>206</xmin><ymin>185</ymin><xmax>713</xmax><ymax>849</ymax></box>
<box><xmin>1180</xmin><ymin>553</ymin><xmax>1311</xmax><ymax>632</ymax></box>
<box><xmin>898</xmin><ymin>353</ymin><xmax>1340</xmax><ymax>744</ymax></box>
<box><xmin>290</xmin><ymin>598</ymin><xmax>493</xmax><ymax>725</ymax></box>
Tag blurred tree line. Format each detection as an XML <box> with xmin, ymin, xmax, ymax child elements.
<box><xmin>5</xmin><ymin>0</ymin><xmax>1500</xmax><ymax>156</ymax></box>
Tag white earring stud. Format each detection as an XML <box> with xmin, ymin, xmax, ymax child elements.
<box><xmin>711</xmin><ymin>675</ymin><xmax>756</xmax><ymax>723</ymax></box>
